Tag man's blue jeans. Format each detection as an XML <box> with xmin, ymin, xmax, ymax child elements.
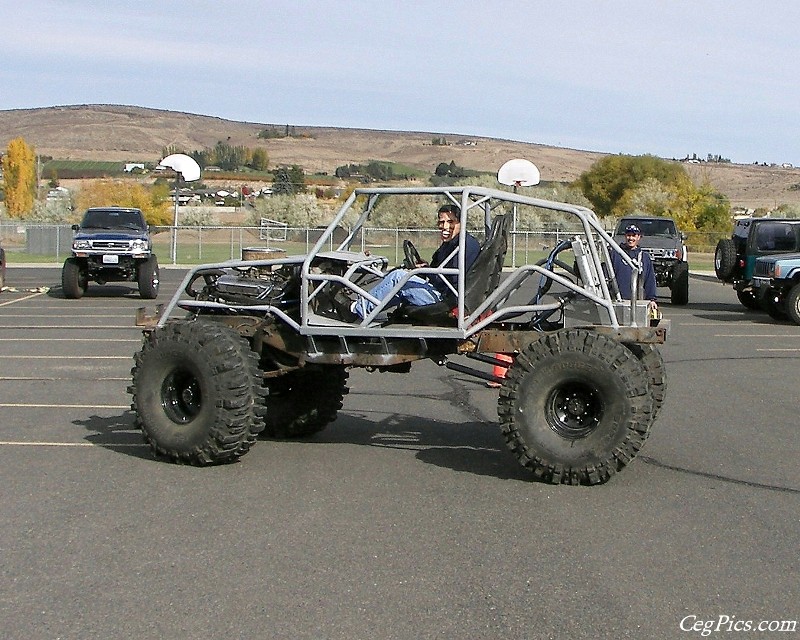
<box><xmin>354</xmin><ymin>269</ymin><xmax>442</xmax><ymax>318</ymax></box>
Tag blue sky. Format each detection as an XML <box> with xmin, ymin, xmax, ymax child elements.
<box><xmin>2</xmin><ymin>0</ymin><xmax>798</xmax><ymax>166</ymax></box>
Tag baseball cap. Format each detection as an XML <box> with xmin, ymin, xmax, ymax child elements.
<box><xmin>624</xmin><ymin>224</ymin><xmax>641</xmax><ymax>235</ymax></box>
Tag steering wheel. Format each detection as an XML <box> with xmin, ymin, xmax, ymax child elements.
<box><xmin>402</xmin><ymin>239</ymin><xmax>423</xmax><ymax>269</ymax></box>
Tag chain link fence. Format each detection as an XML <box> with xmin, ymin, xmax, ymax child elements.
<box><xmin>1</xmin><ymin>222</ymin><xmax>728</xmax><ymax>269</ymax></box>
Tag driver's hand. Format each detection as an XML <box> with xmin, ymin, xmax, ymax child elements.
<box><xmin>415</xmin><ymin>260</ymin><xmax>428</xmax><ymax>268</ymax></box>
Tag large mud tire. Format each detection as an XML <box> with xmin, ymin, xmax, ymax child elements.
<box><xmin>129</xmin><ymin>320</ymin><xmax>266</xmax><ymax>465</ymax></box>
<box><xmin>714</xmin><ymin>238</ymin><xmax>737</xmax><ymax>281</ymax></box>
<box><xmin>137</xmin><ymin>255</ymin><xmax>160</xmax><ymax>299</ymax></box>
<box><xmin>498</xmin><ymin>329</ymin><xmax>654</xmax><ymax>485</ymax></box>
<box><xmin>262</xmin><ymin>366</ymin><xmax>349</xmax><ymax>438</ymax></box>
<box><xmin>62</xmin><ymin>257</ymin><xmax>87</xmax><ymax>299</ymax></box>
<box><xmin>670</xmin><ymin>261</ymin><xmax>689</xmax><ymax>305</ymax></box>
<box><xmin>625</xmin><ymin>343</ymin><xmax>666</xmax><ymax>420</ymax></box>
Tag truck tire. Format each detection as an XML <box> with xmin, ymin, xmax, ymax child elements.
<box><xmin>262</xmin><ymin>365</ymin><xmax>349</xmax><ymax>438</ymax></box>
<box><xmin>787</xmin><ymin>283</ymin><xmax>800</xmax><ymax>326</ymax></box>
<box><xmin>736</xmin><ymin>289</ymin><xmax>760</xmax><ymax>310</ymax></box>
<box><xmin>670</xmin><ymin>261</ymin><xmax>689</xmax><ymax>305</ymax></box>
<box><xmin>137</xmin><ymin>255</ymin><xmax>160</xmax><ymax>299</ymax></box>
<box><xmin>760</xmin><ymin>290</ymin><xmax>789</xmax><ymax>321</ymax></box>
<box><xmin>714</xmin><ymin>238</ymin><xmax>737</xmax><ymax>280</ymax></box>
<box><xmin>129</xmin><ymin>320</ymin><xmax>266</xmax><ymax>464</ymax></box>
<box><xmin>497</xmin><ymin>328</ymin><xmax>654</xmax><ymax>485</ymax></box>
<box><xmin>62</xmin><ymin>258</ymin><xmax>87</xmax><ymax>299</ymax></box>
<box><xmin>625</xmin><ymin>342</ymin><xmax>666</xmax><ymax>420</ymax></box>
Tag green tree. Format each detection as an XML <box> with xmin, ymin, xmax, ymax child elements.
<box><xmin>272</xmin><ymin>165</ymin><xmax>306</xmax><ymax>195</ymax></box>
<box><xmin>251</xmin><ymin>147</ymin><xmax>269</xmax><ymax>171</ymax></box>
<box><xmin>3</xmin><ymin>137</ymin><xmax>37</xmax><ymax>218</ymax></box>
<box><xmin>575</xmin><ymin>154</ymin><xmax>685</xmax><ymax>218</ymax></box>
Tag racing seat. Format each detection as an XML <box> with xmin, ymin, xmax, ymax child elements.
<box><xmin>399</xmin><ymin>214</ymin><xmax>512</xmax><ymax>325</ymax></box>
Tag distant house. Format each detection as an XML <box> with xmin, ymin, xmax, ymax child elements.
<box><xmin>124</xmin><ymin>163</ymin><xmax>146</xmax><ymax>173</ymax></box>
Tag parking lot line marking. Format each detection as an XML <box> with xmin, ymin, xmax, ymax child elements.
<box><xmin>756</xmin><ymin>348</ymin><xmax>800</xmax><ymax>352</ymax></box>
<box><xmin>0</xmin><ymin>441</ymin><xmax>146</xmax><ymax>448</ymax></box>
<box><xmin>0</xmin><ymin>355</ymin><xmax>131</xmax><ymax>359</ymax></box>
<box><xmin>0</xmin><ymin>292</ymin><xmax>47</xmax><ymax>307</ymax></box>
<box><xmin>714</xmin><ymin>333</ymin><xmax>800</xmax><ymax>337</ymax></box>
<box><xmin>0</xmin><ymin>376</ymin><xmax>129</xmax><ymax>381</ymax></box>
<box><xmin>0</xmin><ymin>314</ymin><xmax>137</xmax><ymax>318</ymax></box>
<box><xmin>0</xmin><ymin>337</ymin><xmax>139</xmax><ymax>342</ymax></box>
<box><xmin>0</xmin><ymin>403</ymin><xmax>130</xmax><ymax>408</ymax></box>
<box><xmin>0</xmin><ymin>325</ymin><xmax>138</xmax><ymax>330</ymax></box>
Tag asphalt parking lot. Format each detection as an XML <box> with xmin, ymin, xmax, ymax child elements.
<box><xmin>1</xmin><ymin>267</ymin><xmax>798</xmax><ymax>640</ymax></box>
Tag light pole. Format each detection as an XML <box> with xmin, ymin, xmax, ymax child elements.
<box><xmin>157</xmin><ymin>154</ymin><xmax>201</xmax><ymax>264</ymax></box>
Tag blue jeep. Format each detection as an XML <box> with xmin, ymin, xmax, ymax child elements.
<box><xmin>715</xmin><ymin>218</ymin><xmax>800</xmax><ymax>309</ymax></box>
<box><xmin>752</xmin><ymin>252</ymin><xmax>800</xmax><ymax>324</ymax></box>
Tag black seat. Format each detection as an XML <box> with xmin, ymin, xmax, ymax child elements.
<box><xmin>400</xmin><ymin>214</ymin><xmax>512</xmax><ymax>325</ymax></box>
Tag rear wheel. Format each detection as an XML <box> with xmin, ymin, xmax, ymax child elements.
<box><xmin>736</xmin><ymin>288</ymin><xmax>760</xmax><ymax>310</ymax></box>
<box><xmin>670</xmin><ymin>262</ymin><xmax>689</xmax><ymax>305</ymax></box>
<box><xmin>129</xmin><ymin>320</ymin><xmax>266</xmax><ymax>464</ymax></box>
<box><xmin>714</xmin><ymin>238</ymin><xmax>737</xmax><ymax>280</ymax></box>
<box><xmin>62</xmin><ymin>257</ymin><xmax>87</xmax><ymax>299</ymax></box>
<box><xmin>497</xmin><ymin>329</ymin><xmax>654</xmax><ymax>485</ymax></box>
<box><xmin>262</xmin><ymin>365</ymin><xmax>349</xmax><ymax>438</ymax></box>
<box><xmin>137</xmin><ymin>255</ymin><xmax>160</xmax><ymax>299</ymax></box>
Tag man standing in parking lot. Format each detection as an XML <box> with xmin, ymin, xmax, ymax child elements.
<box><xmin>610</xmin><ymin>224</ymin><xmax>658</xmax><ymax>305</ymax></box>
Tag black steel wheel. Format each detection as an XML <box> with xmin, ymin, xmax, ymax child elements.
<box><xmin>262</xmin><ymin>365</ymin><xmax>349</xmax><ymax>438</ymax></box>
<box><xmin>498</xmin><ymin>329</ymin><xmax>654</xmax><ymax>485</ymax></box>
<box><xmin>129</xmin><ymin>320</ymin><xmax>266</xmax><ymax>464</ymax></box>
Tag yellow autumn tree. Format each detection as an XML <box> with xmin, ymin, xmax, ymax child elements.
<box><xmin>74</xmin><ymin>179</ymin><xmax>172</xmax><ymax>225</ymax></box>
<box><xmin>3</xmin><ymin>137</ymin><xmax>37</xmax><ymax>218</ymax></box>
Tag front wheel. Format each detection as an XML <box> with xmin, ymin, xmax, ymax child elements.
<box><xmin>498</xmin><ymin>329</ymin><xmax>654</xmax><ymax>485</ymax></box>
<box><xmin>786</xmin><ymin>283</ymin><xmax>800</xmax><ymax>326</ymax></box>
<box><xmin>670</xmin><ymin>262</ymin><xmax>689</xmax><ymax>305</ymax></box>
<box><xmin>62</xmin><ymin>257</ymin><xmax>87</xmax><ymax>299</ymax></box>
<box><xmin>137</xmin><ymin>255</ymin><xmax>160</xmax><ymax>299</ymax></box>
<box><xmin>129</xmin><ymin>320</ymin><xmax>266</xmax><ymax>464</ymax></box>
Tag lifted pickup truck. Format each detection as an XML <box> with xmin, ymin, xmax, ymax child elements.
<box><xmin>63</xmin><ymin>207</ymin><xmax>159</xmax><ymax>299</ymax></box>
<box><xmin>752</xmin><ymin>252</ymin><xmax>800</xmax><ymax>324</ymax></box>
<box><xmin>613</xmin><ymin>216</ymin><xmax>689</xmax><ymax>305</ymax></box>
<box><xmin>129</xmin><ymin>186</ymin><xmax>667</xmax><ymax>485</ymax></box>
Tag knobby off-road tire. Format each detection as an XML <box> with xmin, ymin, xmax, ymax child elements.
<box><xmin>714</xmin><ymin>238</ymin><xmax>737</xmax><ymax>281</ymax></box>
<box><xmin>497</xmin><ymin>329</ymin><xmax>654</xmax><ymax>485</ymax></box>
<box><xmin>786</xmin><ymin>283</ymin><xmax>800</xmax><ymax>326</ymax></box>
<box><xmin>670</xmin><ymin>261</ymin><xmax>689</xmax><ymax>305</ymax></box>
<box><xmin>62</xmin><ymin>257</ymin><xmax>88</xmax><ymax>299</ymax></box>
<box><xmin>137</xmin><ymin>255</ymin><xmax>160</xmax><ymax>299</ymax></box>
<box><xmin>129</xmin><ymin>320</ymin><xmax>266</xmax><ymax>465</ymax></box>
<box><xmin>262</xmin><ymin>365</ymin><xmax>349</xmax><ymax>438</ymax></box>
<box><xmin>625</xmin><ymin>342</ymin><xmax>666</xmax><ymax>420</ymax></box>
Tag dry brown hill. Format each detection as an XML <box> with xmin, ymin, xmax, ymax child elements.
<box><xmin>1</xmin><ymin>104</ymin><xmax>799</xmax><ymax>210</ymax></box>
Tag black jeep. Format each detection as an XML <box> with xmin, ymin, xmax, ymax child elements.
<box><xmin>613</xmin><ymin>216</ymin><xmax>689</xmax><ymax>305</ymax></box>
<box><xmin>714</xmin><ymin>217</ymin><xmax>800</xmax><ymax>309</ymax></box>
<box><xmin>62</xmin><ymin>207</ymin><xmax>159</xmax><ymax>299</ymax></box>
